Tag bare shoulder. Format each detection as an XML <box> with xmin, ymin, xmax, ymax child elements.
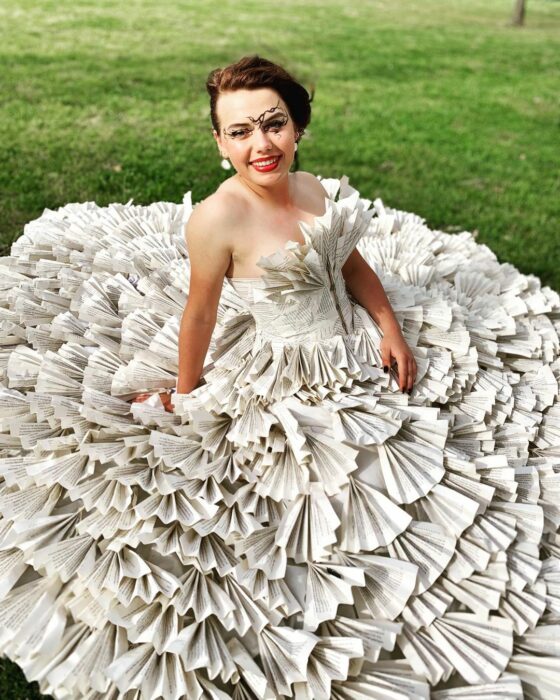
<box><xmin>184</xmin><ymin>187</ymin><xmax>245</xmax><ymax>250</ymax></box>
<box><xmin>295</xmin><ymin>170</ymin><xmax>330</xmax><ymax>199</ymax></box>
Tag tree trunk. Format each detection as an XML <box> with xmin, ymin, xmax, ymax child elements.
<box><xmin>512</xmin><ymin>0</ymin><xmax>526</xmax><ymax>26</ymax></box>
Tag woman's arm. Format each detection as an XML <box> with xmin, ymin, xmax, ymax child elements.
<box><xmin>342</xmin><ymin>249</ymin><xmax>401</xmax><ymax>335</ymax></box>
<box><xmin>342</xmin><ymin>249</ymin><xmax>417</xmax><ymax>393</ymax></box>
<box><xmin>131</xmin><ymin>197</ymin><xmax>233</xmax><ymax>410</ymax></box>
<box><xmin>177</xmin><ymin>197</ymin><xmax>234</xmax><ymax>394</ymax></box>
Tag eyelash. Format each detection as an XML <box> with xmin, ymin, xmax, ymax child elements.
<box><xmin>266</xmin><ymin>118</ymin><xmax>287</xmax><ymax>132</ymax></box>
<box><xmin>229</xmin><ymin>118</ymin><xmax>287</xmax><ymax>138</ymax></box>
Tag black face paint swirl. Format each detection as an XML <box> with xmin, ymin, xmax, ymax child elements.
<box><xmin>246</xmin><ymin>101</ymin><xmax>283</xmax><ymax>128</ymax></box>
<box><xmin>222</xmin><ymin>101</ymin><xmax>289</xmax><ymax>139</ymax></box>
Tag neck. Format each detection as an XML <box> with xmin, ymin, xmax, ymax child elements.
<box><xmin>235</xmin><ymin>171</ymin><xmax>295</xmax><ymax>208</ymax></box>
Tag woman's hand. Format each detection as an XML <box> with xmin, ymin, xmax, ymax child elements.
<box><xmin>380</xmin><ymin>329</ymin><xmax>417</xmax><ymax>393</ymax></box>
<box><xmin>131</xmin><ymin>391</ymin><xmax>175</xmax><ymax>413</ymax></box>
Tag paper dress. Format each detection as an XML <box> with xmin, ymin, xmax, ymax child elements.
<box><xmin>0</xmin><ymin>175</ymin><xmax>559</xmax><ymax>699</ymax></box>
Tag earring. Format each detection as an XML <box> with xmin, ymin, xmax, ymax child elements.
<box><xmin>294</xmin><ymin>142</ymin><xmax>298</xmax><ymax>152</ymax></box>
<box><xmin>220</xmin><ymin>154</ymin><xmax>231</xmax><ymax>170</ymax></box>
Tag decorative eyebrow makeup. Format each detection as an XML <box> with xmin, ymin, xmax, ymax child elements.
<box><xmin>223</xmin><ymin>101</ymin><xmax>289</xmax><ymax>138</ymax></box>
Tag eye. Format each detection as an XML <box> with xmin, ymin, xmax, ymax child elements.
<box><xmin>229</xmin><ymin>128</ymin><xmax>251</xmax><ymax>138</ymax></box>
<box><xmin>265</xmin><ymin>118</ymin><xmax>287</xmax><ymax>132</ymax></box>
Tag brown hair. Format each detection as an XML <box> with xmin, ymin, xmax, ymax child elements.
<box><xmin>206</xmin><ymin>55</ymin><xmax>314</xmax><ymax>144</ymax></box>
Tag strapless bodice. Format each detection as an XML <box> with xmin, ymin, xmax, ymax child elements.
<box><xmin>220</xmin><ymin>181</ymin><xmax>375</xmax><ymax>347</ymax></box>
<box><xmin>225</xmin><ymin>274</ymin><xmax>350</xmax><ymax>344</ymax></box>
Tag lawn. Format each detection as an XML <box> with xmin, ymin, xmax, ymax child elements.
<box><xmin>1</xmin><ymin>0</ymin><xmax>559</xmax><ymax>288</ymax></box>
<box><xmin>0</xmin><ymin>0</ymin><xmax>559</xmax><ymax>695</ymax></box>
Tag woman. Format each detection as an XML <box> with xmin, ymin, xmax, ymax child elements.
<box><xmin>136</xmin><ymin>55</ymin><xmax>416</xmax><ymax>412</ymax></box>
<box><xmin>0</xmin><ymin>55</ymin><xmax>558</xmax><ymax>699</ymax></box>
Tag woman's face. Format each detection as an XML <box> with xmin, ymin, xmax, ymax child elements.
<box><xmin>213</xmin><ymin>88</ymin><xmax>299</xmax><ymax>183</ymax></box>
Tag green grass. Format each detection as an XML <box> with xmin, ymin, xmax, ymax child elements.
<box><xmin>0</xmin><ymin>657</ymin><xmax>48</xmax><ymax>699</ymax></box>
<box><xmin>1</xmin><ymin>0</ymin><xmax>559</xmax><ymax>291</ymax></box>
<box><xmin>0</xmin><ymin>0</ymin><xmax>559</xmax><ymax>695</ymax></box>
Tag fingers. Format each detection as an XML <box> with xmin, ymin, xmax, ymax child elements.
<box><xmin>132</xmin><ymin>393</ymin><xmax>152</xmax><ymax>403</ymax></box>
<box><xmin>406</xmin><ymin>358</ymin><xmax>417</xmax><ymax>392</ymax></box>
<box><xmin>160</xmin><ymin>394</ymin><xmax>175</xmax><ymax>413</ymax></box>
<box><xmin>131</xmin><ymin>391</ymin><xmax>175</xmax><ymax>412</ymax></box>
<box><xmin>381</xmin><ymin>348</ymin><xmax>392</xmax><ymax>374</ymax></box>
<box><xmin>393</xmin><ymin>354</ymin><xmax>417</xmax><ymax>393</ymax></box>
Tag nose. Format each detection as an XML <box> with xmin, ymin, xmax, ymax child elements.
<box><xmin>253</xmin><ymin>126</ymin><xmax>273</xmax><ymax>151</ymax></box>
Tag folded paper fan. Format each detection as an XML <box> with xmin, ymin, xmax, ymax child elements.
<box><xmin>302</xmin><ymin>561</ymin><xmax>366</xmax><ymax>630</ymax></box>
<box><xmin>165</xmin><ymin>618</ymin><xmax>239</xmax><ymax>682</ymax></box>
<box><xmin>507</xmin><ymin>654</ymin><xmax>560</xmax><ymax>700</ymax></box>
<box><xmin>320</xmin><ymin>616</ymin><xmax>402</xmax><ymax>664</ymax></box>
<box><xmin>339</xmin><ymin>476</ymin><xmax>411</xmax><ymax>551</ymax></box>
<box><xmin>398</xmin><ymin>622</ymin><xmax>456</xmax><ymax>685</ymax></box>
<box><xmin>400</xmin><ymin>584</ymin><xmax>453</xmax><ymax>629</ymax></box>
<box><xmin>431</xmin><ymin>671</ymin><xmax>523</xmax><ymax>698</ymax></box>
<box><xmin>424</xmin><ymin>612</ymin><xmax>514</xmax><ymax>684</ymax></box>
<box><xmin>257</xmin><ymin>625</ymin><xmax>318</xmax><ymax>697</ymax></box>
<box><xmin>228</xmin><ymin>638</ymin><xmax>275</xmax><ymax>699</ymax></box>
<box><xmin>376</xmin><ymin>418</ymin><xmax>446</xmax><ymax>503</ymax></box>
<box><xmin>105</xmin><ymin>643</ymin><xmax>207</xmax><ymax>699</ymax></box>
<box><xmin>330</xmin><ymin>658</ymin><xmax>430</xmax><ymax>699</ymax></box>
<box><xmin>172</xmin><ymin>568</ymin><xmax>236</xmax><ymax>622</ymax></box>
<box><xmin>292</xmin><ymin>636</ymin><xmax>364</xmax><ymax>700</ymax></box>
<box><xmin>337</xmin><ymin>551</ymin><xmax>418</xmax><ymax>620</ymax></box>
<box><xmin>387</xmin><ymin>520</ymin><xmax>455</xmax><ymax>595</ymax></box>
<box><xmin>275</xmin><ymin>483</ymin><xmax>340</xmax><ymax>562</ymax></box>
